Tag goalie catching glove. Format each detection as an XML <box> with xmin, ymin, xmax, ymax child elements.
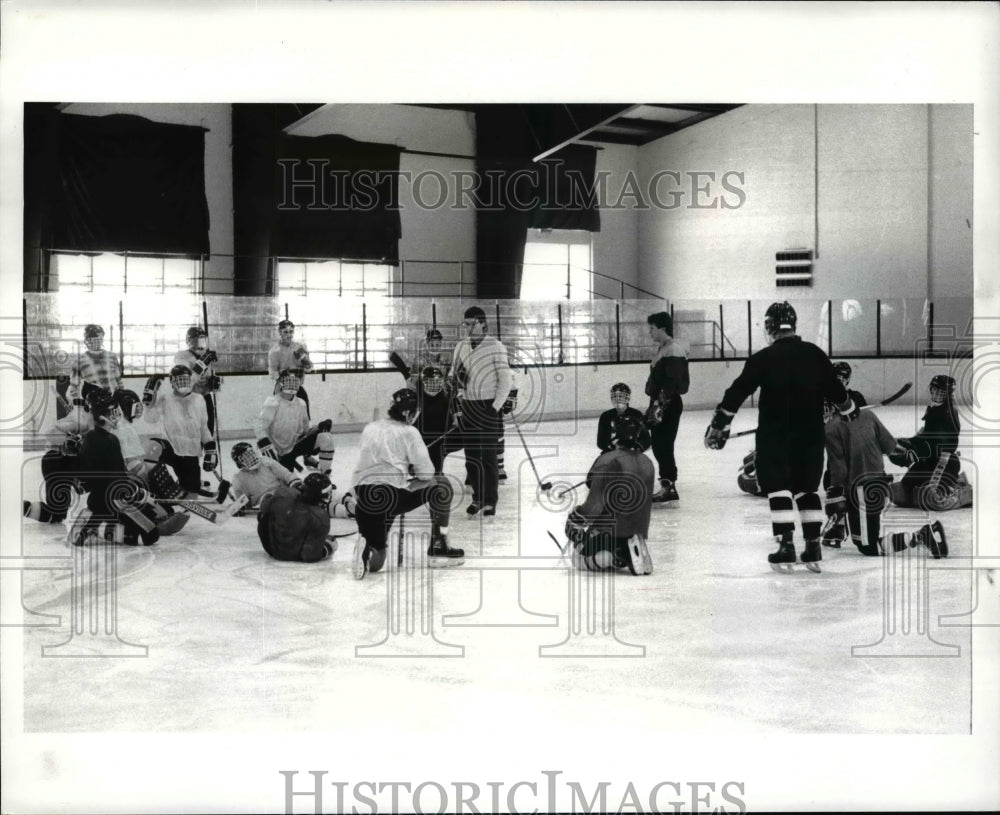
<box><xmin>142</xmin><ymin>375</ymin><xmax>164</xmax><ymax>406</ymax></box>
<box><xmin>191</xmin><ymin>349</ymin><xmax>218</xmax><ymax>376</ymax></box>
<box><xmin>703</xmin><ymin>407</ymin><xmax>734</xmax><ymax>450</ymax></box>
<box><xmin>888</xmin><ymin>442</ymin><xmax>918</xmax><ymax>468</ymax></box>
<box><xmin>257</xmin><ymin>437</ymin><xmax>278</xmax><ymax>460</ymax></box>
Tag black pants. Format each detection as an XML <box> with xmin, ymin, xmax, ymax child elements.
<box><xmin>354</xmin><ymin>479</ymin><xmax>453</xmax><ymax>551</ymax></box>
<box><xmin>755</xmin><ymin>428</ymin><xmax>825</xmax><ymax>495</ymax></box>
<box><xmin>650</xmin><ymin>395</ymin><xmax>683</xmax><ymax>484</ymax></box>
<box><xmin>847</xmin><ymin>475</ymin><xmax>893</xmax><ymax>555</ymax></box>
<box><xmin>154</xmin><ymin>438</ymin><xmax>202</xmax><ymax>492</ymax></box>
<box><xmin>37</xmin><ymin>449</ymin><xmax>79</xmax><ymax>522</ymax></box>
<box><xmin>277</xmin><ymin>429</ymin><xmax>322</xmax><ymax>472</ymax></box>
<box><xmin>462</xmin><ymin>399</ymin><xmax>501</xmax><ymax>507</ymax></box>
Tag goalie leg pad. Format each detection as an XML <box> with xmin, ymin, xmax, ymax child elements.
<box><xmin>156</xmin><ymin>512</ymin><xmax>190</xmax><ymax>535</ymax></box>
<box><xmin>147</xmin><ymin>463</ymin><xmax>185</xmax><ymax>500</ymax></box>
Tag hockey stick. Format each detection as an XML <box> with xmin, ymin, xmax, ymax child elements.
<box><xmin>732</xmin><ymin>382</ymin><xmax>915</xmax><ymax>439</ymax></box>
<box><xmin>511</xmin><ymin>418</ymin><xmax>552</xmax><ymax>491</ymax></box>
<box><xmin>202</xmin><ymin>300</ymin><xmax>225</xmax><ymax>483</ymax></box>
<box><xmin>155</xmin><ymin>493</ymin><xmax>248</xmax><ymax>525</ymax></box>
<box><xmin>556</xmin><ymin>479</ymin><xmax>587</xmax><ymax>500</ymax></box>
<box><xmin>397</xmin><ymin>513</ymin><xmax>405</xmax><ymax>567</ymax></box>
<box><xmin>547</xmin><ymin>530</ymin><xmax>568</xmax><ymax>555</ymax></box>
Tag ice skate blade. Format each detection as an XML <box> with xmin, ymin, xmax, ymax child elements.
<box><xmin>429</xmin><ymin>556</ymin><xmax>465</xmax><ymax>569</ymax></box>
<box><xmin>821</xmin><ymin>540</ymin><xmax>841</xmax><ymax>549</ymax></box>
<box><xmin>803</xmin><ymin>561</ymin><xmax>822</xmax><ymax>573</ymax></box>
<box><xmin>769</xmin><ymin>561</ymin><xmax>821</xmax><ymax>574</ymax></box>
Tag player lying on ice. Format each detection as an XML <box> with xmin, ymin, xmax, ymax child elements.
<box><xmin>565</xmin><ymin>411</ymin><xmax>655</xmax><ymax>575</ymax></box>
<box><xmin>257</xmin><ymin>472</ymin><xmax>352</xmax><ymax>563</ymax></box>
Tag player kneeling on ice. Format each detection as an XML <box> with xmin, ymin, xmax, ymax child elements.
<box><xmin>889</xmin><ymin>375</ymin><xmax>972</xmax><ymax>511</ymax></box>
<box><xmin>597</xmin><ymin>382</ymin><xmax>651</xmax><ymax>453</ymax></box>
<box><xmin>704</xmin><ymin>302</ymin><xmax>854</xmax><ymax>573</ymax></box>
<box><xmin>257</xmin><ymin>473</ymin><xmax>345</xmax><ymax>563</ymax></box>
<box><xmin>68</xmin><ymin>391</ymin><xmax>165</xmax><ymax>546</ymax></box>
<box><xmin>565</xmin><ymin>412</ymin><xmax>655</xmax><ymax>575</ymax></box>
<box><xmin>256</xmin><ymin>369</ymin><xmax>335</xmax><ymax>474</ymax></box>
<box><xmin>823</xmin><ymin>399</ymin><xmax>948</xmax><ymax>559</ymax></box>
<box><xmin>350</xmin><ymin>388</ymin><xmax>462</xmax><ymax>580</ymax></box>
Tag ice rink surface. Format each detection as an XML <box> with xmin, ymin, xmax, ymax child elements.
<box><xmin>15</xmin><ymin>406</ymin><xmax>986</xmax><ymax>736</ymax></box>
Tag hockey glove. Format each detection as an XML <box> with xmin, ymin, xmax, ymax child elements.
<box><xmin>644</xmin><ymin>399</ymin><xmax>665</xmax><ymax>428</ymax></box>
<box><xmin>292</xmin><ymin>347</ymin><xmax>311</xmax><ymax>367</ymax></box>
<box><xmin>888</xmin><ymin>444</ymin><xmax>918</xmax><ymax>468</ymax></box>
<box><xmin>703</xmin><ymin>408</ymin><xmax>734</xmax><ymax>450</ymax></box>
<box><xmin>202</xmin><ymin>441</ymin><xmax>219</xmax><ymax>473</ymax></box>
<box><xmin>257</xmin><ymin>437</ymin><xmax>278</xmax><ymax>460</ymax></box>
<box><xmin>317</xmin><ymin>418</ymin><xmax>333</xmax><ymax>434</ymax></box>
<box><xmin>824</xmin><ymin>485</ymin><xmax>846</xmax><ymax>517</ymax></box>
<box><xmin>142</xmin><ymin>375</ymin><xmax>164</xmax><ymax>406</ymax></box>
<box><xmin>203</xmin><ymin>374</ymin><xmax>223</xmax><ymax>392</ymax></box>
<box><xmin>565</xmin><ymin>509</ymin><xmax>590</xmax><ymax>546</ymax></box>
<box><xmin>61</xmin><ymin>433</ymin><xmax>84</xmax><ymax>457</ymax></box>
<box><xmin>68</xmin><ymin>382</ymin><xmax>86</xmax><ymax>407</ymax></box>
<box><xmin>501</xmin><ymin>388</ymin><xmax>518</xmax><ymax>416</ymax></box>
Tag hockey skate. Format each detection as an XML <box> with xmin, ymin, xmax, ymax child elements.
<box><xmin>915</xmin><ymin>521</ymin><xmax>949</xmax><ymax>559</ymax></box>
<box><xmin>498</xmin><ymin>468</ymin><xmax>508</xmax><ymax>482</ymax></box>
<box><xmin>799</xmin><ymin>539</ymin><xmax>823</xmax><ymax>573</ymax></box>
<box><xmin>482</xmin><ymin>505</ymin><xmax>496</xmax><ymax>522</ymax></box>
<box><xmin>353</xmin><ymin>537</ymin><xmax>371</xmax><ymax>580</ymax></box>
<box><xmin>821</xmin><ymin>517</ymin><xmax>846</xmax><ymax>548</ymax></box>
<box><xmin>427</xmin><ymin>533</ymin><xmax>464</xmax><ymax>568</ymax></box>
<box><xmin>466</xmin><ymin>502</ymin><xmax>480</xmax><ymax>519</ymax></box>
<box><xmin>768</xmin><ymin>535</ymin><xmax>801</xmax><ymax>573</ymax></box>
<box><xmin>651</xmin><ymin>480</ymin><xmax>679</xmax><ymax>503</ymax></box>
<box><xmin>621</xmin><ymin>534</ymin><xmax>653</xmax><ymax>575</ymax></box>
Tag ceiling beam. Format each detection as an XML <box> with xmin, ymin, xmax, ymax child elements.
<box><xmin>532</xmin><ymin>104</ymin><xmax>641</xmax><ymax>162</ymax></box>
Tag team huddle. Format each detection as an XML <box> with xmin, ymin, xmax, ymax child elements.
<box><xmin>25</xmin><ymin>302</ymin><xmax>968</xmax><ymax>578</ymax></box>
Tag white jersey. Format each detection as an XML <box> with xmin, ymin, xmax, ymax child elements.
<box><xmin>268</xmin><ymin>341</ymin><xmax>313</xmax><ymax>379</ymax></box>
<box><xmin>174</xmin><ymin>348</ymin><xmax>215</xmax><ymax>393</ymax></box>
<box><xmin>351</xmin><ymin>418</ymin><xmax>435</xmax><ymax>489</ymax></box>
<box><xmin>257</xmin><ymin>395</ymin><xmax>310</xmax><ymax>455</ymax></box>
<box><xmin>231</xmin><ymin>457</ymin><xmax>297</xmax><ymax>505</ymax></box>
<box><xmin>112</xmin><ymin>420</ymin><xmax>146</xmax><ymax>463</ymax></box>
<box><xmin>143</xmin><ymin>389</ymin><xmax>211</xmax><ymax>456</ymax></box>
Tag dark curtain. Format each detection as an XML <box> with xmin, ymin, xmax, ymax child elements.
<box><xmin>273</xmin><ymin>133</ymin><xmax>403</xmax><ymax>262</ymax></box>
<box><xmin>52</xmin><ymin>113</ymin><xmax>210</xmax><ymax>256</ymax></box>
<box><xmin>23</xmin><ymin>103</ymin><xmax>60</xmax><ymax>291</ymax></box>
<box><xmin>530</xmin><ymin>144</ymin><xmax>601</xmax><ymax>232</ymax></box>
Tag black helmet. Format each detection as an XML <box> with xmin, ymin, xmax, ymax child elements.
<box><xmin>764</xmin><ymin>301</ymin><xmax>797</xmax><ymax>336</ymax></box>
<box><xmin>300</xmin><ymin>472</ymin><xmax>332</xmax><ymax>506</ymax></box>
<box><xmin>231</xmin><ymin>441</ymin><xmax>260</xmax><ymax>470</ymax></box>
<box><xmin>87</xmin><ymin>389</ymin><xmax>118</xmax><ymax>423</ymax></box>
<box><xmin>833</xmin><ymin>361</ymin><xmax>852</xmax><ymax>383</ymax></box>
<box><xmin>426</xmin><ymin>328</ymin><xmax>443</xmax><ymax>341</ymax></box>
<box><xmin>113</xmin><ymin>389</ymin><xmax>141</xmax><ymax>422</ymax></box>
<box><xmin>388</xmin><ymin>387</ymin><xmax>419</xmax><ymax>422</ymax></box>
<box><xmin>929</xmin><ymin>374</ymin><xmax>955</xmax><ymax>405</ymax></box>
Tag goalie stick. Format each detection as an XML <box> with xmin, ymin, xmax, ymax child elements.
<box><xmin>157</xmin><ymin>493</ymin><xmax>249</xmax><ymax>525</ymax></box>
<box><xmin>202</xmin><ymin>300</ymin><xmax>225</xmax><ymax>483</ymax></box>
<box><xmin>732</xmin><ymin>382</ymin><xmax>914</xmax><ymax>439</ymax></box>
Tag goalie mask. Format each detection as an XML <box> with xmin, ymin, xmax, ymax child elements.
<box><xmin>170</xmin><ymin>364</ymin><xmax>194</xmax><ymax>396</ymax></box>
<box><xmin>186</xmin><ymin>326</ymin><xmax>208</xmax><ymax>354</ymax></box>
<box><xmin>764</xmin><ymin>301</ymin><xmax>797</xmax><ymax>339</ymax></box>
<box><xmin>929</xmin><ymin>374</ymin><xmax>955</xmax><ymax>406</ymax></box>
<box><xmin>278</xmin><ymin>369</ymin><xmax>302</xmax><ymax>396</ymax></box>
<box><xmin>610</xmin><ymin>382</ymin><xmax>631</xmax><ymax>411</ymax></box>
<box><xmin>231</xmin><ymin>441</ymin><xmax>261</xmax><ymax>471</ymax></box>
<box><xmin>422</xmin><ymin>366</ymin><xmax>445</xmax><ymax>396</ymax></box>
<box><xmin>300</xmin><ymin>472</ymin><xmax>333</xmax><ymax>507</ymax></box>
<box><xmin>83</xmin><ymin>324</ymin><xmax>104</xmax><ymax>353</ymax></box>
<box><xmin>388</xmin><ymin>387</ymin><xmax>420</xmax><ymax>424</ymax></box>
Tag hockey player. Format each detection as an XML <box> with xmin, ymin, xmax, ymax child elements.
<box><xmin>597</xmin><ymin>382</ymin><xmax>651</xmax><ymax>453</ymax></box>
<box><xmin>451</xmin><ymin>306</ymin><xmax>513</xmax><ymax>519</ymax></box>
<box><xmin>411</xmin><ymin>366</ymin><xmax>454</xmax><ymax>475</ymax></box>
<box><xmin>141</xmin><ymin>364</ymin><xmax>217</xmax><ymax>494</ymax></box>
<box><xmin>565</xmin><ymin>411</ymin><xmax>655</xmax><ymax>575</ymax></box>
<box><xmin>350</xmin><ymin>388</ymin><xmax>462</xmax><ymax>579</ymax></box>
<box><xmin>833</xmin><ymin>361</ymin><xmax>868</xmax><ymax>409</ymax></box>
<box><xmin>890</xmin><ymin>375</ymin><xmax>970</xmax><ymax>510</ymax></box>
<box><xmin>496</xmin><ymin>377</ymin><xmax>517</xmax><ymax>482</ymax></box>
<box><xmin>69</xmin><ymin>390</ymin><xmax>161</xmax><ymax>546</ymax></box>
<box><xmin>71</xmin><ymin>324</ymin><xmax>124</xmax><ymax>395</ymax></box>
<box><xmin>704</xmin><ymin>302</ymin><xmax>853</xmax><ymax>572</ymax></box>
<box><xmin>268</xmin><ymin>320</ymin><xmax>313</xmax><ymax>416</ymax></box>
<box><xmin>257</xmin><ymin>473</ymin><xmax>338</xmax><ymax>563</ymax></box>
<box><xmin>644</xmin><ymin>312</ymin><xmax>689</xmax><ymax>502</ymax></box>
<box><xmin>174</xmin><ymin>326</ymin><xmax>222</xmax><ymax>434</ymax></box>
<box><xmin>256</xmin><ymin>368</ymin><xmax>335</xmax><ymax>474</ymax></box>
<box><xmin>825</xmin><ymin>399</ymin><xmax>948</xmax><ymax>558</ymax></box>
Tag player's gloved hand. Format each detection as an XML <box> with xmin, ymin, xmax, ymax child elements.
<box><xmin>204</xmin><ymin>374</ymin><xmax>223</xmax><ymax>392</ymax></box>
<box><xmin>257</xmin><ymin>437</ymin><xmax>278</xmax><ymax>460</ymax></box>
<box><xmin>889</xmin><ymin>444</ymin><xmax>918</xmax><ymax>467</ymax></box>
<box><xmin>62</xmin><ymin>433</ymin><xmax>84</xmax><ymax>456</ymax></box>
<box><xmin>317</xmin><ymin>419</ymin><xmax>333</xmax><ymax>434</ymax></box>
<box><xmin>565</xmin><ymin>509</ymin><xmax>590</xmax><ymax>547</ymax></box>
<box><xmin>703</xmin><ymin>408</ymin><xmax>734</xmax><ymax>450</ymax></box>
<box><xmin>644</xmin><ymin>400</ymin><xmax>664</xmax><ymax>427</ymax></box>
<box><xmin>289</xmin><ymin>478</ymin><xmax>304</xmax><ymax>492</ymax></box>
<box><xmin>142</xmin><ymin>375</ymin><xmax>163</xmax><ymax>406</ymax></box>
<box><xmin>202</xmin><ymin>449</ymin><xmax>219</xmax><ymax>473</ymax></box>
<box><xmin>500</xmin><ymin>388</ymin><xmax>518</xmax><ymax>416</ymax></box>
<box><xmin>200</xmin><ymin>349</ymin><xmax>218</xmax><ymax>366</ymax></box>
<box><xmin>824</xmin><ymin>485</ymin><xmax>846</xmax><ymax>517</ymax></box>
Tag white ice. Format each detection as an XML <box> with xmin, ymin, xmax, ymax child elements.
<box><xmin>15</xmin><ymin>406</ymin><xmax>985</xmax><ymax>737</ymax></box>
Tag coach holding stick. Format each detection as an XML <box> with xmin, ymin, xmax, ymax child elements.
<box><xmin>451</xmin><ymin>306</ymin><xmax>513</xmax><ymax>519</ymax></box>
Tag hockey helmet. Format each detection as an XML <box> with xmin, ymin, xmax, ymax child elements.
<box><xmin>421</xmin><ymin>366</ymin><xmax>445</xmax><ymax>396</ymax></box>
<box><xmin>929</xmin><ymin>374</ymin><xmax>955</xmax><ymax>405</ymax></box>
<box><xmin>88</xmin><ymin>389</ymin><xmax>121</xmax><ymax>428</ymax></box>
<box><xmin>764</xmin><ymin>301</ymin><xmax>797</xmax><ymax>337</ymax></box>
<box><xmin>185</xmin><ymin>326</ymin><xmax>208</xmax><ymax>352</ymax></box>
<box><xmin>231</xmin><ymin>441</ymin><xmax>261</xmax><ymax>471</ymax></box>
<box><xmin>114</xmin><ymin>389</ymin><xmax>142</xmax><ymax>422</ymax></box>
<box><xmin>300</xmin><ymin>472</ymin><xmax>333</xmax><ymax>507</ymax></box>
<box><xmin>610</xmin><ymin>382</ymin><xmax>631</xmax><ymax>410</ymax></box>
<box><xmin>170</xmin><ymin>364</ymin><xmax>194</xmax><ymax>396</ymax></box>
<box><xmin>278</xmin><ymin>368</ymin><xmax>302</xmax><ymax>396</ymax></box>
<box><xmin>388</xmin><ymin>387</ymin><xmax>420</xmax><ymax>423</ymax></box>
<box><xmin>83</xmin><ymin>323</ymin><xmax>104</xmax><ymax>352</ymax></box>
<box><xmin>610</xmin><ymin>411</ymin><xmax>644</xmax><ymax>449</ymax></box>
<box><xmin>833</xmin><ymin>361</ymin><xmax>852</xmax><ymax>385</ymax></box>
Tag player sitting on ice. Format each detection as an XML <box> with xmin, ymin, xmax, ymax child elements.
<box><xmin>223</xmin><ymin>441</ymin><xmax>356</xmax><ymax>517</ymax></box>
<box><xmin>68</xmin><ymin>390</ymin><xmax>165</xmax><ymax>546</ymax></box>
<box><xmin>175</xmin><ymin>326</ymin><xmax>222</xmax><ymax>433</ymax></box>
<box><xmin>24</xmin><ymin>381</ymin><xmax>94</xmax><ymax>525</ymax></box>
<box><xmin>257</xmin><ymin>473</ymin><xmax>340</xmax><ymax>563</ymax></box>
<box><xmin>350</xmin><ymin>388</ymin><xmax>462</xmax><ymax>580</ymax></box>
<box><xmin>256</xmin><ymin>368</ymin><xmax>335</xmax><ymax>474</ymax></box>
<box><xmin>824</xmin><ymin>399</ymin><xmax>948</xmax><ymax>558</ymax></box>
<box><xmin>141</xmin><ymin>364</ymin><xmax>218</xmax><ymax>496</ymax></box>
<box><xmin>597</xmin><ymin>382</ymin><xmax>651</xmax><ymax>453</ymax></box>
<box><xmin>889</xmin><ymin>375</ymin><xmax>972</xmax><ymax>511</ymax></box>
<box><xmin>565</xmin><ymin>412</ymin><xmax>655</xmax><ymax>575</ymax></box>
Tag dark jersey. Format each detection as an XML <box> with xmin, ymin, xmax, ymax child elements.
<box><xmin>906</xmin><ymin>402</ymin><xmax>960</xmax><ymax>463</ymax></box>
<box><xmin>76</xmin><ymin>426</ymin><xmax>129</xmax><ymax>513</ymax></box>
<box><xmin>849</xmin><ymin>388</ymin><xmax>868</xmax><ymax>409</ymax></box>
<box><xmin>257</xmin><ymin>484</ymin><xmax>331</xmax><ymax>562</ymax></box>
<box><xmin>415</xmin><ymin>385</ymin><xmax>450</xmax><ymax>439</ymax></box>
<box><xmin>719</xmin><ymin>335</ymin><xmax>848</xmax><ymax>441</ymax></box>
<box><xmin>596</xmin><ymin>407</ymin><xmax>651</xmax><ymax>453</ymax></box>
<box><xmin>578</xmin><ymin>449</ymin><xmax>655</xmax><ymax>539</ymax></box>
